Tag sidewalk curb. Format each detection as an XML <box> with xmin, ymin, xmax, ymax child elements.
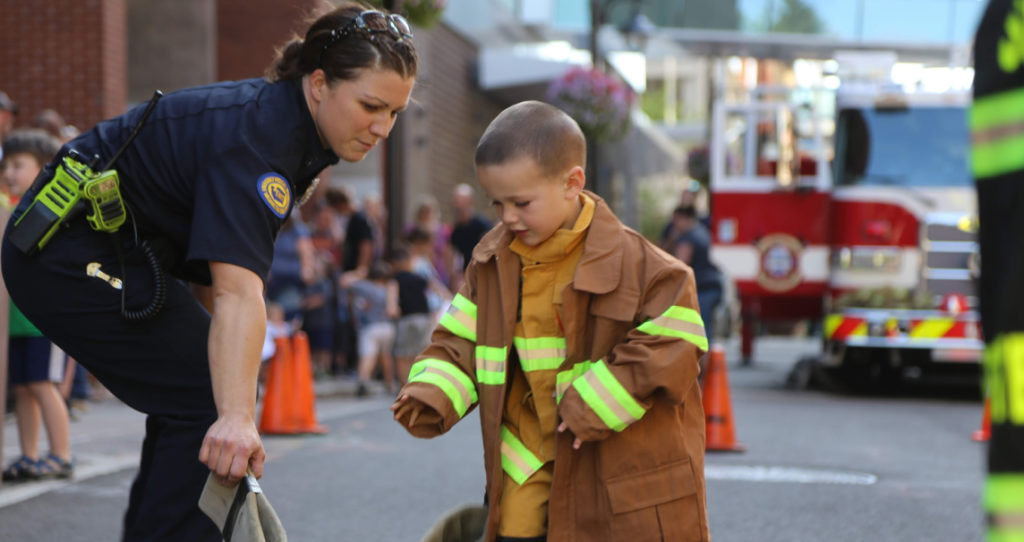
<box><xmin>0</xmin><ymin>377</ymin><xmax>380</xmax><ymax>509</ymax></box>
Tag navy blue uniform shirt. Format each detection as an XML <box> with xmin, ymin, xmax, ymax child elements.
<box><xmin>64</xmin><ymin>78</ymin><xmax>339</xmax><ymax>285</ymax></box>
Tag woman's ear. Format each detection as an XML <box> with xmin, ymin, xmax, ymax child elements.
<box><xmin>563</xmin><ymin>165</ymin><xmax>585</xmax><ymax>199</ymax></box>
<box><xmin>309</xmin><ymin>69</ymin><xmax>327</xmax><ymax>101</ymax></box>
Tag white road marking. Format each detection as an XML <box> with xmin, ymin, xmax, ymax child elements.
<box><xmin>705</xmin><ymin>464</ymin><xmax>878</xmax><ymax>485</ymax></box>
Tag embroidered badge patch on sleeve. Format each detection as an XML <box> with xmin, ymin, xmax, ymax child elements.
<box><xmin>258</xmin><ymin>173</ymin><xmax>291</xmax><ymax>218</ymax></box>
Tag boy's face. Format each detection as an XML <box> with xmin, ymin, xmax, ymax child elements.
<box><xmin>477</xmin><ymin>156</ymin><xmax>584</xmax><ymax>247</ymax></box>
<box><xmin>1</xmin><ymin>152</ymin><xmax>42</xmax><ymax>197</ymax></box>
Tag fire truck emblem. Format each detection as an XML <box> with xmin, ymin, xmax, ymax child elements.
<box><xmin>756</xmin><ymin>233</ymin><xmax>803</xmax><ymax>292</ymax></box>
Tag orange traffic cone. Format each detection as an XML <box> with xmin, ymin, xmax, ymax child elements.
<box><xmin>702</xmin><ymin>345</ymin><xmax>745</xmax><ymax>452</ymax></box>
<box><xmin>259</xmin><ymin>336</ymin><xmax>297</xmax><ymax>434</ymax></box>
<box><xmin>289</xmin><ymin>331</ymin><xmax>327</xmax><ymax>434</ymax></box>
<box><xmin>972</xmin><ymin>397</ymin><xmax>991</xmax><ymax>442</ymax></box>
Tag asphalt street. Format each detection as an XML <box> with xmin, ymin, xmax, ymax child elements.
<box><xmin>0</xmin><ymin>336</ymin><xmax>987</xmax><ymax>541</ymax></box>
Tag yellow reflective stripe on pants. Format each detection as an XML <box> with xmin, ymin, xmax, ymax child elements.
<box><xmin>637</xmin><ymin>305</ymin><xmax>708</xmax><ymax>351</ymax></box>
<box><xmin>556</xmin><ymin>361</ymin><xmax>593</xmax><ymax>403</ymax></box>
<box><xmin>985</xmin><ymin>334</ymin><xmax>1024</xmax><ymax>425</ymax></box>
<box><xmin>513</xmin><ymin>336</ymin><xmax>566</xmax><ymax>372</ymax></box>
<box><xmin>439</xmin><ymin>294</ymin><xmax>477</xmax><ymax>342</ymax></box>
<box><xmin>571</xmin><ymin>360</ymin><xmax>646</xmax><ymax>432</ymax></box>
<box><xmin>500</xmin><ymin>425</ymin><xmax>544</xmax><ymax>485</ymax></box>
<box><xmin>407</xmin><ymin>359</ymin><xmax>478</xmax><ymax>417</ymax></box>
<box><xmin>987</xmin><ymin>474</ymin><xmax>1024</xmax><ymax>541</ymax></box>
<box><xmin>475</xmin><ymin>345</ymin><xmax>507</xmax><ymax>385</ymax></box>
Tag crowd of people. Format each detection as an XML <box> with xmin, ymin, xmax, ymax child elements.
<box><xmin>261</xmin><ymin>182</ymin><xmax>493</xmax><ymax>396</ymax></box>
<box><xmin>0</xmin><ymin>91</ymin><xmax>89</xmax><ymax>483</ymax></box>
<box><xmin>0</xmin><ymin>84</ymin><xmax>717</xmax><ymax>494</ymax></box>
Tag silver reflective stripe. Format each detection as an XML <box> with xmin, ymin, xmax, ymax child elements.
<box><xmin>513</xmin><ymin>336</ymin><xmax>566</xmax><ymax>372</ymax></box>
<box><xmin>475</xmin><ymin>345</ymin><xmax>506</xmax><ymax>385</ymax></box>
<box><xmin>500</xmin><ymin>425</ymin><xmax>543</xmax><ymax>485</ymax></box>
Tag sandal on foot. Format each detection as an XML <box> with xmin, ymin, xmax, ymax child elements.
<box><xmin>36</xmin><ymin>454</ymin><xmax>74</xmax><ymax>480</ymax></box>
<box><xmin>2</xmin><ymin>455</ymin><xmax>40</xmax><ymax>482</ymax></box>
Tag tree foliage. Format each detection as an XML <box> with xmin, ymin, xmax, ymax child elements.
<box><xmin>769</xmin><ymin>0</ymin><xmax>826</xmax><ymax>34</ymax></box>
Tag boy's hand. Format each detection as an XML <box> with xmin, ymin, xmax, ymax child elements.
<box><xmin>391</xmin><ymin>393</ymin><xmax>437</xmax><ymax>429</ymax></box>
<box><xmin>557</xmin><ymin>421</ymin><xmax>584</xmax><ymax>450</ymax></box>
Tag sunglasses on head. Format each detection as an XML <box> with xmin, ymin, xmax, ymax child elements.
<box><xmin>320</xmin><ymin>11</ymin><xmax>413</xmax><ymax>66</ymax></box>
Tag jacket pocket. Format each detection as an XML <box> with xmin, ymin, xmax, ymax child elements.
<box><xmin>605</xmin><ymin>458</ymin><xmax>705</xmax><ymax>541</ymax></box>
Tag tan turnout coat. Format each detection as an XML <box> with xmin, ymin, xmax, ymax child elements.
<box><xmin>397</xmin><ymin>193</ymin><xmax>710</xmax><ymax>542</ymax></box>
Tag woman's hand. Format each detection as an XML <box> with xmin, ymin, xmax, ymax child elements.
<box><xmin>199</xmin><ymin>411</ymin><xmax>266</xmax><ymax>486</ymax></box>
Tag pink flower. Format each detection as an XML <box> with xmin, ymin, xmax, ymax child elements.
<box><xmin>547</xmin><ymin>68</ymin><xmax>635</xmax><ymax>143</ymax></box>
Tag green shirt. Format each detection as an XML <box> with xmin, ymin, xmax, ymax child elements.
<box><xmin>9</xmin><ymin>300</ymin><xmax>42</xmax><ymax>338</ymax></box>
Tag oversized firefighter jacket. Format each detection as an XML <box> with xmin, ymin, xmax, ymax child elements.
<box><xmin>396</xmin><ymin>192</ymin><xmax>710</xmax><ymax>542</ymax></box>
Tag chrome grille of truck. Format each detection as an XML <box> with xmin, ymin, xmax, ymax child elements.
<box><xmin>921</xmin><ymin>213</ymin><xmax>978</xmax><ymax>307</ymax></box>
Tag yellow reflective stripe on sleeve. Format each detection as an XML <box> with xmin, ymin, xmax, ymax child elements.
<box><xmin>987</xmin><ymin>474</ymin><xmax>1024</xmax><ymax>515</ymax></box>
<box><xmin>571</xmin><ymin>360</ymin><xmax>646</xmax><ymax>432</ymax></box>
<box><xmin>556</xmin><ymin>361</ymin><xmax>592</xmax><ymax>403</ymax></box>
<box><xmin>513</xmin><ymin>336</ymin><xmax>566</xmax><ymax>372</ymax></box>
<box><xmin>972</xmin><ymin>134</ymin><xmax>1024</xmax><ymax>179</ymax></box>
<box><xmin>987</xmin><ymin>528</ymin><xmax>1024</xmax><ymax>542</ymax></box>
<box><xmin>971</xmin><ymin>89</ymin><xmax>1024</xmax><ymax>178</ymax></box>
<box><xmin>637</xmin><ymin>305</ymin><xmax>709</xmax><ymax>351</ymax></box>
<box><xmin>970</xmin><ymin>87</ymin><xmax>1024</xmax><ymax>133</ymax></box>
<box><xmin>439</xmin><ymin>294</ymin><xmax>477</xmax><ymax>342</ymax></box>
<box><xmin>475</xmin><ymin>345</ymin><xmax>507</xmax><ymax>385</ymax></box>
<box><xmin>987</xmin><ymin>474</ymin><xmax>1024</xmax><ymax>540</ymax></box>
<box><xmin>407</xmin><ymin>359</ymin><xmax>478</xmax><ymax>417</ymax></box>
<box><xmin>500</xmin><ymin>425</ymin><xmax>544</xmax><ymax>485</ymax></box>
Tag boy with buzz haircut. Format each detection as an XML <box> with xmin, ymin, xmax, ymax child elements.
<box><xmin>392</xmin><ymin>100</ymin><xmax>710</xmax><ymax>542</ymax></box>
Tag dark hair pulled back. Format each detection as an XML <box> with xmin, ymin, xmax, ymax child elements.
<box><xmin>267</xmin><ymin>1</ymin><xmax>418</xmax><ymax>84</ymax></box>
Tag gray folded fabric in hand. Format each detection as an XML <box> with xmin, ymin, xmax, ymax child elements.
<box><xmin>420</xmin><ymin>504</ymin><xmax>487</xmax><ymax>542</ymax></box>
<box><xmin>198</xmin><ymin>471</ymin><xmax>287</xmax><ymax>542</ymax></box>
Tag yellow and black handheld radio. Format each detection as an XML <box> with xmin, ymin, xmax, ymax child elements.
<box><xmin>9</xmin><ymin>91</ymin><xmax>163</xmax><ymax>256</ymax></box>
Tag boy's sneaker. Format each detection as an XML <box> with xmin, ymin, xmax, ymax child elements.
<box><xmin>2</xmin><ymin>455</ymin><xmax>40</xmax><ymax>482</ymax></box>
<box><xmin>36</xmin><ymin>454</ymin><xmax>74</xmax><ymax>480</ymax></box>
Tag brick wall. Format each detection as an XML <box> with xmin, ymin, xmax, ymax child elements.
<box><xmin>127</xmin><ymin>0</ymin><xmax>216</xmax><ymax>103</ymax></box>
<box><xmin>0</xmin><ymin>0</ymin><xmax>127</xmax><ymax>133</ymax></box>
<box><xmin>399</xmin><ymin>24</ymin><xmax>502</xmax><ymax>226</ymax></box>
<box><xmin>216</xmin><ymin>0</ymin><xmax>320</xmax><ymax>81</ymax></box>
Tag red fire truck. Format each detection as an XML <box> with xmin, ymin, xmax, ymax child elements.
<box><xmin>708</xmin><ymin>84</ymin><xmax>981</xmax><ymax>387</ymax></box>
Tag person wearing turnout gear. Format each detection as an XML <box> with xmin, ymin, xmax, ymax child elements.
<box><xmin>393</xmin><ymin>100</ymin><xmax>710</xmax><ymax>542</ymax></box>
<box><xmin>1</xmin><ymin>4</ymin><xmax>417</xmax><ymax>540</ymax></box>
<box><xmin>972</xmin><ymin>2</ymin><xmax>1024</xmax><ymax>539</ymax></box>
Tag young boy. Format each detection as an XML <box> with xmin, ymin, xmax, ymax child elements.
<box><xmin>392</xmin><ymin>101</ymin><xmax>710</xmax><ymax>541</ymax></box>
<box><xmin>1</xmin><ymin>129</ymin><xmax>74</xmax><ymax>481</ymax></box>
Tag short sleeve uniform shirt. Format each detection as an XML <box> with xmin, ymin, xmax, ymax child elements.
<box><xmin>67</xmin><ymin>78</ymin><xmax>339</xmax><ymax>285</ymax></box>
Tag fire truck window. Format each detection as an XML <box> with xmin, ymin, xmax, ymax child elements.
<box><xmin>836</xmin><ymin>106</ymin><xmax>970</xmax><ymax>188</ymax></box>
<box><xmin>837</xmin><ymin>109</ymin><xmax>869</xmax><ymax>184</ymax></box>
<box><xmin>756</xmin><ymin>111</ymin><xmax>781</xmax><ymax>177</ymax></box>
<box><xmin>724</xmin><ymin>113</ymin><xmax>749</xmax><ymax>177</ymax></box>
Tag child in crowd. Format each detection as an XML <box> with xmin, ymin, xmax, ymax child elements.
<box><xmin>303</xmin><ymin>253</ymin><xmax>337</xmax><ymax>378</ymax></box>
<box><xmin>392</xmin><ymin>101</ymin><xmax>710</xmax><ymax>541</ymax></box>
<box><xmin>405</xmin><ymin>227</ymin><xmax>452</xmax><ymax>321</ymax></box>
<box><xmin>344</xmin><ymin>261</ymin><xmax>399</xmax><ymax>396</ymax></box>
<box><xmin>390</xmin><ymin>246</ymin><xmax>435</xmax><ymax>385</ymax></box>
<box><xmin>1</xmin><ymin>129</ymin><xmax>74</xmax><ymax>481</ymax></box>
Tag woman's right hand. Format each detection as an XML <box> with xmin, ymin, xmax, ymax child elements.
<box><xmin>199</xmin><ymin>411</ymin><xmax>266</xmax><ymax>486</ymax></box>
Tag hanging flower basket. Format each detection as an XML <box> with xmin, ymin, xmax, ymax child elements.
<box><xmin>546</xmin><ymin>67</ymin><xmax>636</xmax><ymax>144</ymax></box>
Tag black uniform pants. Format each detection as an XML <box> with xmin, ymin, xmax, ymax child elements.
<box><xmin>2</xmin><ymin>217</ymin><xmax>221</xmax><ymax>542</ymax></box>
